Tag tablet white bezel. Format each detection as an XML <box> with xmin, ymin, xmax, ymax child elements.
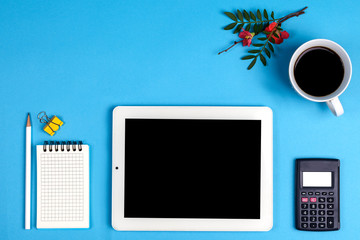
<box><xmin>112</xmin><ymin>106</ymin><xmax>273</xmax><ymax>231</ymax></box>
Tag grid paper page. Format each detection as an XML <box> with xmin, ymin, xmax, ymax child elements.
<box><xmin>36</xmin><ymin>144</ymin><xmax>89</xmax><ymax>228</ymax></box>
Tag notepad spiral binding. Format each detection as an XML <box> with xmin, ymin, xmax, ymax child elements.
<box><xmin>43</xmin><ymin>141</ymin><xmax>83</xmax><ymax>152</ymax></box>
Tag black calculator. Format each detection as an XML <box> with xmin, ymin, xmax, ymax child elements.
<box><xmin>296</xmin><ymin>159</ymin><xmax>340</xmax><ymax>231</ymax></box>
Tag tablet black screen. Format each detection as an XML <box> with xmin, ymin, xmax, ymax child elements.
<box><xmin>124</xmin><ymin>119</ymin><xmax>261</xmax><ymax>219</ymax></box>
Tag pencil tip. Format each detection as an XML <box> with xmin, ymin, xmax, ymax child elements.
<box><xmin>26</xmin><ymin>113</ymin><xmax>31</xmax><ymax>127</ymax></box>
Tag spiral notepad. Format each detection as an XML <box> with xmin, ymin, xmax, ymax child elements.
<box><xmin>36</xmin><ymin>141</ymin><xmax>89</xmax><ymax>228</ymax></box>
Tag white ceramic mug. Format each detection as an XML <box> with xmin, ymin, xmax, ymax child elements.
<box><xmin>289</xmin><ymin>39</ymin><xmax>352</xmax><ymax>116</ymax></box>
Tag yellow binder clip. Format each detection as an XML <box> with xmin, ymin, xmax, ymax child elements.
<box><xmin>37</xmin><ymin>111</ymin><xmax>64</xmax><ymax>136</ymax></box>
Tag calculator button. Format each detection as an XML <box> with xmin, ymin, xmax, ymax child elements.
<box><xmin>301</xmin><ymin>223</ymin><xmax>308</xmax><ymax>228</ymax></box>
<box><xmin>315</xmin><ymin>192</ymin><xmax>320</xmax><ymax>195</ymax></box>
<box><xmin>301</xmin><ymin>197</ymin><xmax>308</xmax><ymax>202</ymax></box>
<box><xmin>301</xmin><ymin>192</ymin><xmax>306</xmax><ymax>195</ymax></box>
<box><xmin>301</xmin><ymin>210</ymin><xmax>308</xmax><ymax>215</ymax></box>
<box><xmin>310</xmin><ymin>204</ymin><xmax>317</xmax><ymax>209</ymax></box>
<box><xmin>327</xmin><ymin>210</ymin><xmax>334</xmax><ymax>215</ymax></box>
<box><xmin>308</xmin><ymin>192</ymin><xmax>313</xmax><ymax>195</ymax></box>
<box><xmin>319</xmin><ymin>217</ymin><xmax>325</xmax><ymax>222</ymax></box>
<box><xmin>310</xmin><ymin>223</ymin><xmax>317</xmax><ymax>228</ymax></box>
<box><xmin>328</xmin><ymin>204</ymin><xmax>334</xmax><ymax>209</ymax></box>
<box><xmin>319</xmin><ymin>223</ymin><xmax>326</xmax><ymax>228</ymax></box>
<box><xmin>327</xmin><ymin>197</ymin><xmax>334</xmax><ymax>203</ymax></box>
<box><xmin>310</xmin><ymin>197</ymin><xmax>317</xmax><ymax>202</ymax></box>
<box><xmin>322</xmin><ymin>192</ymin><xmax>327</xmax><ymax>195</ymax></box>
<box><xmin>319</xmin><ymin>204</ymin><xmax>325</xmax><ymax>209</ymax></box>
<box><xmin>310</xmin><ymin>210</ymin><xmax>317</xmax><ymax>215</ymax></box>
<box><xmin>301</xmin><ymin>216</ymin><xmax>308</xmax><ymax>221</ymax></box>
<box><xmin>301</xmin><ymin>204</ymin><xmax>308</xmax><ymax>209</ymax></box>
<box><xmin>319</xmin><ymin>197</ymin><xmax>325</xmax><ymax>202</ymax></box>
<box><xmin>310</xmin><ymin>217</ymin><xmax>317</xmax><ymax>222</ymax></box>
<box><xmin>319</xmin><ymin>210</ymin><xmax>325</xmax><ymax>215</ymax></box>
<box><xmin>327</xmin><ymin>217</ymin><xmax>334</xmax><ymax>228</ymax></box>
<box><xmin>329</xmin><ymin>192</ymin><xmax>334</xmax><ymax>196</ymax></box>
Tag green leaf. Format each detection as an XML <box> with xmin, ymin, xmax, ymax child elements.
<box><xmin>250</xmin><ymin>11</ymin><xmax>256</xmax><ymax>21</ymax></box>
<box><xmin>225</xmin><ymin>12</ymin><xmax>237</xmax><ymax>21</ymax></box>
<box><xmin>263</xmin><ymin>31</ymin><xmax>271</xmax><ymax>35</ymax></box>
<box><xmin>264</xmin><ymin>9</ymin><xmax>269</xmax><ymax>20</ymax></box>
<box><xmin>248</xmin><ymin>50</ymin><xmax>260</xmax><ymax>53</ymax></box>
<box><xmin>224</xmin><ymin>22</ymin><xmax>237</xmax><ymax>30</ymax></box>
<box><xmin>264</xmin><ymin>48</ymin><xmax>271</xmax><ymax>58</ymax></box>
<box><xmin>253</xmin><ymin>24</ymin><xmax>259</xmax><ymax>34</ymax></box>
<box><xmin>243</xmin><ymin>10</ymin><xmax>250</xmax><ymax>21</ymax></box>
<box><xmin>273</xmin><ymin>32</ymin><xmax>279</xmax><ymax>38</ymax></box>
<box><xmin>237</xmin><ymin>10</ymin><xmax>244</xmax><ymax>22</ymax></box>
<box><xmin>258</xmin><ymin>37</ymin><xmax>267</xmax><ymax>41</ymax></box>
<box><xmin>269</xmin><ymin>37</ymin><xmax>275</xmax><ymax>43</ymax></box>
<box><xmin>245</xmin><ymin>24</ymin><xmax>251</xmax><ymax>31</ymax></box>
<box><xmin>257</xmin><ymin>9</ymin><xmax>262</xmax><ymax>21</ymax></box>
<box><xmin>253</xmin><ymin>43</ymin><xmax>264</xmax><ymax>47</ymax></box>
<box><xmin>247</xmin><ymin>57</ymin><xmax>257</xmax><ymax>70</ymax></box>
<box><xmin>233</xmin><ymin>24</ymin><xmax>243</xmax><ymax>34</ymax></box>
<box><xmin>268</xmin><ymin>42</ymin><xmax>274</xmax><ymax>52</ymax></box>
<box><xmin>241</xmin><ymin>55</ymin><xmax>256</xmax><ymax>60</ymax></box>
<box><xmin>254</xmin><ymin>23</ymin><xmax>263</xmax><ymax>34</ymax></box>
<box><xmin>258</xmin><ymin>23</ymin><xmax>264</xmax><ymax>32</ymax></box>
<box><xmin>276</xmin><ymin>26</ymin><xmax>283</xmax><ymax>30</ymax></box>
<box><xmin>271</xmin><ymin>11</ymin><xmax>275</xmax><ymax>19</ymax></box>
<box><xmin>260</xmin><ymin>54</ymin><xmax>266</xmax><ymax>66</ymax></box>
<box><xmin>256</xmin><ymin>24</ymin><xmax>263</xmax><ymax>34</ymax></box>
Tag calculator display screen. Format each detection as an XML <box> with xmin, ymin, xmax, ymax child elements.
<box><xmin>124</xmin><ymin>119</ymin><xmax>261</xmax><ymax>219</ymax></box>
<box><xmin>302</xmin><ymin>172</ymin><xmax>332</xmax><ymax>187</ymax></box>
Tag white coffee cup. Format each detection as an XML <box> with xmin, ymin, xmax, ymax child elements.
<box><xmin>289</xmin><ymin>39</ymin><xmax>352</xmax><ymax>116</ymax></box>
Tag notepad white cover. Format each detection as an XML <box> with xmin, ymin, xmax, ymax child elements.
<box><xmin>36</xmin><ymin>145</ymin><xmax>89</xmax><ymax>228</ymax></box>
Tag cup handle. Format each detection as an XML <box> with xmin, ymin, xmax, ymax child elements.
<box><xmin>326</xmin><ymin>97</ymin><xmax>344</xmax><ymax>117</ymax></box>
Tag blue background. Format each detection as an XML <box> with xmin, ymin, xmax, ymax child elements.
<box><xmin>1</xmin><ymin>0</ymin><xmax>359</xmax><ymax>239</ymax></box>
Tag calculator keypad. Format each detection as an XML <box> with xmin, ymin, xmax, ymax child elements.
<box><xmin>298</xmin><ymin>191</ymin><xmax>337</xmax><ymax>230</ymax></box>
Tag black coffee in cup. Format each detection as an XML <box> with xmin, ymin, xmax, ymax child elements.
<box><xmin>294</xmin><ymin>47</ymin><xmax>344</xmax><ymax>97</ymax></box>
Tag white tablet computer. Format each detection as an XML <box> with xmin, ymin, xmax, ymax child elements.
<box><xmin>112</xmin><ymin>106</ymin><xmax>273</xmax><ymax>231</ymax></box>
